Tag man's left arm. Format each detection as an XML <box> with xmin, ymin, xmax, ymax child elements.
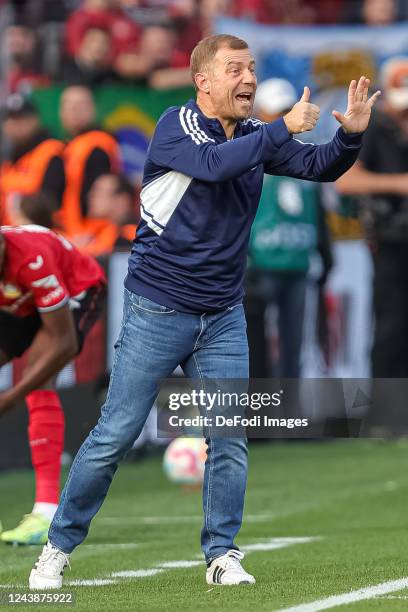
<box><xmin>264</xmin><ymin>129</ymin><xmax>362</xmax><ymax>182</ymax></box>
<box><xmin>0</xmin><ymin>304</ymin><xmax>77</xmax><ymax>416</ymax></box>
<box><xmin>265</xmin><ymin>76</ymin><xmax>381</xmax><ymax>182</ymax></box>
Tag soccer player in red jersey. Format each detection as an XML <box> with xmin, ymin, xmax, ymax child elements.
<box><xmin>0</xmin><ymin>224</ymin><xmax>106</xmax><ymax>545</ymax></box>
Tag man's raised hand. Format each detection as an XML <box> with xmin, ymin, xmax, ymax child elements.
<box><xmin>332</xmin><ymin>76</ymin><xmax>381</xmax><ymax>134</ymax></box>
<box><xmin>283</xmin><ymin>86</ymin><xmax>320</xmax><ymax>134</ymax></box>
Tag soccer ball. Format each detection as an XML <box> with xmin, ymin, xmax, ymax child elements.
<box><xmin>163</xmin><ymin>437</ymin><xmax>207</xmax><ymax>485</ymax></box>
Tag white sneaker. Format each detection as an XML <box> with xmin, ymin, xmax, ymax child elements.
<box><xmin>29</xmin><ymin>542</ymin><xmax>70</xmax><ymax>590</ymax></box>
<box><xmin>206</xmin><ymin>550</ymin><xmax>255</xmax><ymax>585</ymax></box>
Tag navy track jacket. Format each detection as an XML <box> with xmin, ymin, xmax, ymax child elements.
<box><xmin>126</xmin><ymin>99</ymin><xmax>362</xmax><ymax>313</ymax></box>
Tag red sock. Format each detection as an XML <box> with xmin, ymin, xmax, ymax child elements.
<box><xmin>26</xmin><ymin>390</ymin><xmax>65</xmax><ymax>505</ymax></box>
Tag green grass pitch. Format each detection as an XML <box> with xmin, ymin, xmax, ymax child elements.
<box><xmin>1</xmin><ymin>440</ymin><xmax>408</xmax><ymax>611</ymax></box>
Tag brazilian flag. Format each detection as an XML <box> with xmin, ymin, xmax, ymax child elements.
<box><xmin>33</xmin><ymin>85</ymin><xmax>194</xmax><ymax>183</ymax></box>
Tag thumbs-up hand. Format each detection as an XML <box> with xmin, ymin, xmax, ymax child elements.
<box><xmin>283</xmin><ymin>86</ymin><xmax>320</xmax><ymax>134</ymax></box>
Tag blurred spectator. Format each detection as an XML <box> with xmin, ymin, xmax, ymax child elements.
<box><xmin>305</xmin><ymin>0</ymin><xmax>347</xmax><ymax>24</ymax></box>
<box><xmin>227</xmin><ymin>0</ymin><xmax>344</xmax><ymax>24</ymax></box>
<box><xmin>117</xmin><ymin>0</ymin><xmax>202</xmax><ymax>57</ymax></box>
<box><xmin>199</xmin><ymin>0</ymin><xmax>232</xmax><ymax>36</ymax></box>
<box><xmin>58</xmin><ymin>85</ymin><xmax>121</xmax><ymax>242</ymax></box>
<box><xmin>362</xmin><ymin>0</ymin><xmax>397</xmax><ymax>24</ymax></box>
<box><xmin>139</xmin><ymin>24</ymin><xmax>188</xmax><ymax>68</ymax></box>
<box><xmin>76</xmin><ymin>173</ymin><xmax>138</xmax><ymax>255</ymax></box>
<box><xmin>116</xmin><ymin>25</ymin><xmax>192</xmax><ymax>89</ymax></box>
<box><xmin>0</xmin><ymin>94</ymin><xmax>65</xmax><ymax>225</ymax></box>
<box><xmin>117</xmin><ymin>0</ymin><xmax>173</xmax><ymax>27</ymax></box>
<box><xmin>246</xmin><ymin>79</ymin><xmax>332</xmax><ymax>377</ymax></box>
<box><xmin>344</xmin><ymin>0</ymin><xmax>398</xmax><ymax>24</ymax></box>
<box><xmin>336</xmin><ymin>57</ymin><xmax>408</xmax><ymax>376</ymax></box>
<box><xmin>168</xmin><ymin>0</ymin><xmax>203</xmax><ymax>58</ymax></box>
<box><xmin>229</xmin><ymin>0</ymin><xmax>281</xmax><ymax>23</ymax></box>
<box><xmin>65</xmin><ymin>0</ymin><xmax>141</xmax><ymax>61</ymax></box>
<box><xmin>230</xmin><ymin>0</ymin><xmax>315</xmax><ymax>24</ymax></box>
<box><xmin>59</xmin><ymin>84</ymin><xmax>96</xmax><ymax>137</ymax></box>
<box><xmin>61</xmin><ymin>27</ymin><xmax>118</xmax><ymax>85</ymax></box>
<box><xmin>10</xmin><ymin>176</ymin><xmax>137</xmax><ymax>256</ymax></box>
<box><xmin>3</xmin><ymin>24</ymin><xmax>50</xmax><ymax>93</ymax></box>
<box><xmin>196</xmin><ymin>0</ymin><xmax>340</xmax><ymax>30</ymax></box>
<box><xmin>88</xmin><ymin>173</ymin><xmax>138</xmax><ymax>225</ymax></box>
<box><xmin>399</xmin><ymin>0</ymin><xmax>408</xmax><ymax>21</ymax></box>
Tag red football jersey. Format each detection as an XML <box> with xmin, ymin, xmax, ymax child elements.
<box><xmin>0</xmin><ymin>225</ymin><xmax>106</xmax><ymax>317</ymax></box>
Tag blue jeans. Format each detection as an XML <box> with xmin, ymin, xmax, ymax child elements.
<box><xmin>49</xmin><ymin>288</ymin><xmax>249</xmax><ymax>564</ymax></box>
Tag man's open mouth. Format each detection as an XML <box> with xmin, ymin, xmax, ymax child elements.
<box><xmin>236</xmin><ymin>93</ymin><xmax>253</xmax><ymax>102</ymax></box>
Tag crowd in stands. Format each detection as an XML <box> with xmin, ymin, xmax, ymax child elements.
<box><xmin>0</xmin><ymin>0</ymin><xmax>407</xmax><ymax>95</ymax></box>
<box><xmin>0</xmin><ymin>86</ymin><xmax>138</xmax><ymax>257</ymax></box>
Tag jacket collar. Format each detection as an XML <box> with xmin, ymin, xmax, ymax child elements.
<box><xmin>186</xmin><ymin>99</ymin><xmax>243</xmax><ymax>139</ymax></box>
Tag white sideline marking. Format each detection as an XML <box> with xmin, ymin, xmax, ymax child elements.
<box><xmin>276</xmin><ymin>577</ymin><xmax>408</xmax><ymax>611</ymax></box>
<box><xmin>0</xmin><ymin>584</ymin><xmax>20</xmax><ymax>588</ymax></box>
<box><xmin>98</xmin><ymin>515</ymin><xmax>202</xmax><ymax>525</ymax></box>
<box><xmin>242</xmin><ymin>537</ymin><xmax>318</xmax><ymax>552</ymax></box>
<box><xmin>84</xmin><ymin>536</ymin><xmax>318</xmax><ymax>586</ymax></box>
<box><xmin>68</xmin><ymin>579</ymin><xmax>117</xmax><ymax>586</ymax></box>
<box><xmin>0</xmin><ymin>536</ymin><xmax>318</xmax><ymax>590</ymax></box>
<box><xmin>246</xmin><ymin>513</ymin><xmax>276</xmax><ymax>522</ymax></box>
<box><xmin>112</xmin><ymin>569</ymin><xmax>163</xmax><ymax>578</ymax></box>
<box><xmin>98</xmin><ymin>513</ymin><xmax>275</xmax><ymax>525</ymax></box>
<box><xmin>158</xmin><ymin>560</ymin><xmax>202</xmax><ymax>569</ymax></box>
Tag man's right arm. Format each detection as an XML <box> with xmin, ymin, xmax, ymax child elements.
<box><xmin>149</xmin><ymin>107</ymin><xmax>365</xmax><ymax>185</ymax></box>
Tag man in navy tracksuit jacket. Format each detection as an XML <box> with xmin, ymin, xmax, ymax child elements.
<box><xmin>31</xmin><ymin>34</ymin><xmax>380</xmax><ymax>590</ymax></box>
<box><xmin>126</xmin><ymin>100</ymin><xmax>366</xmax><ymax>314</ymax></box>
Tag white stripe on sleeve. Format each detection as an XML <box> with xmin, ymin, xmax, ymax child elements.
<box><xmin>179</xmin><ymin>107</ymin><xmax>200</xmax><ymax>145</ymax></box>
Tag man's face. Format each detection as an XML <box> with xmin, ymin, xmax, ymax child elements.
<box><xmin>203</xmin><ymin>46</ymin><xmax>257</xmax><ymax>121</ymax></box>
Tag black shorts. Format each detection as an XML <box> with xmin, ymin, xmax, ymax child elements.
<box><xmin>0</xmin><ymin>284</ymin><xmax>106</xmax><ymax>360</ymax></box>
